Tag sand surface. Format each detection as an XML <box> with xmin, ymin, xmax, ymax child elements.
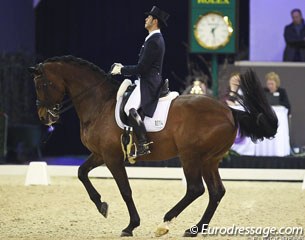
<box><xmin>0</xmin><ymin>176</ymin><xmax>304</xmax><ymax>239</ymax></box>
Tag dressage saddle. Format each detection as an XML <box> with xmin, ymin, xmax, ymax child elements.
<box><xmin>119</xmin><ymin>79</ymin><xmax>170</xmax><ymax>125</ymax></box>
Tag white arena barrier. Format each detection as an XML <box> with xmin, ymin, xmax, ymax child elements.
<box><xmin>25</xmin><ymin>161</ymin><xmax>51</xmax><ymax>186</ymax></box>
<box><xmin>0</xmin><ymin>165</ymin><xmax>304</xmax><ymax>182</ymax></box>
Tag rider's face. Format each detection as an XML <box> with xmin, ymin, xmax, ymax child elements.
<box><xmin>145</xmin><ymin>15</ymin><xmax>155</xmax><ymax>30</ymax></box>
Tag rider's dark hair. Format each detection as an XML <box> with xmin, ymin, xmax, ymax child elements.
<box><xmin>152</xmin><ymin>17</ymin><xmax>163</xmax><ymax>29</ymax></box>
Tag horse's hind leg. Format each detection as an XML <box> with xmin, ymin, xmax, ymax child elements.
<box><xmin>78</xmin><ymin>153</ymin><xmax>108</xmax><ymax>217</ymax></box>
<box><xmin>156</xmin><ymin>155</ymin><xmax>205</xmax><ymax>236</ymax></box>
<box><xmin>184</xmin><ymin>162</ymin><xmax>225</xmax><ymax>237</ymax></box>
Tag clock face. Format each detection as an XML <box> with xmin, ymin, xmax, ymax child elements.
<box><xmin>194</xmin><ymin>12</ymin><xmax>233</xmax><ymax>50</ymax></box>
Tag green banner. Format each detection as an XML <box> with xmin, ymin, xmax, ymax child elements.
<box><xmin>189</xmin><ymin>0</ymin><xmax>237</xmax><ymax>53</ymax></box>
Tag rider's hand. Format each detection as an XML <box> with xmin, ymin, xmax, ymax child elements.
<box><xmin>110</xmin><ymin>63</ymin><xmax>123</xmax><ymax>75</ymax></box>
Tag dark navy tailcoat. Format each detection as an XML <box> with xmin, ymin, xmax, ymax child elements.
<box><xmin>121</xmin><ymin>33</ymin><xmax>165</xmax><ymax>117</ymax></box>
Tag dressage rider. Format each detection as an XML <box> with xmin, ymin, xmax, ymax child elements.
<box><xmin>111</xmin><ymin>6</ymin><xmax>170</xmax><ymax>156</ymax></box>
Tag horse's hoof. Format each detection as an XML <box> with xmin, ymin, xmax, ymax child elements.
<box><xmin>120</xmin><ymin>230</ymin><xmax>133</xmax><ymax>237</ymax></box>
<box><xmin>99</xmin><ymin>202</ymin><xmax>108</xmax><ymax>218</ymax></box>
<box><xmin>155</xmin><ymin>221</ymin><xmax>170</xmax><ymax>237</ymax></box>
<box><xmin>183</xmin><ymin>229</ymin><xmax>198</xmax><ymax>237</ymax></box>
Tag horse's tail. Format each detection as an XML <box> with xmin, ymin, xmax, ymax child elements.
<box><xmin>230</xmin><ymin>69</ymin><xmax>278</xmax><ymax>142</ymax></box>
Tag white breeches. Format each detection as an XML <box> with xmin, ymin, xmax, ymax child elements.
<box><xmin>124</xmin><ymin>80</ymin><xmax>141</xmax><ymax>116</ymax></box>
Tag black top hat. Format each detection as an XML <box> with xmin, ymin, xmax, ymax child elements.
<box><xmin>145</xmin><ymin>6</ymin><xmax>170</xmax><ymax>27</ymax></box>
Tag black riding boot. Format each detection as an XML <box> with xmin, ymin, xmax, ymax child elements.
<box><xmin>128</xmin><ymin>108</ymin><xmax>151</xmax><ymax>156</ymax></box>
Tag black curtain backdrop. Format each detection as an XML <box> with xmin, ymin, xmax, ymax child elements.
<box><xmin>35</xmin><ymin>0</ymin><xmax>249</xmax><ymax>156</ymax></box>
<box><xmin>0</xmin><ymin>0</ymin><xmax>35</xmax><ymax>54</ymax></box>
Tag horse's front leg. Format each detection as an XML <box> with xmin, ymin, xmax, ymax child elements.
<box><xmin>78</xmin><ymin>153</ymin><xmax>108</xmax><ymax>217</ymax></box>
<box><xmin>107</xmin><ymin>159</ymin><xmax>140</xmax><ymax>237</ymax></box>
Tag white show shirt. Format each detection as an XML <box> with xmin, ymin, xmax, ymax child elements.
<box><xmin>145</xmin><ymin>29</ymin><xmax>161</xmax><ymax>42</ymax></box>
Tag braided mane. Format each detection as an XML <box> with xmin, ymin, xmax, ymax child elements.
<box><xmin>44</xmin><ymin>55</ymin><xmax>119</xmax><ymax>89</ymax></box>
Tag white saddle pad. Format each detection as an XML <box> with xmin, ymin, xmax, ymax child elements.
<box><xmin>115</xmin><ymin>90</ymin><xmax>179</xmax><ymax>132</ymax></box>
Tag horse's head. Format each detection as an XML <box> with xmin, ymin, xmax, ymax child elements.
<box><xmin>29</xmin><ymin>63</ymin><xmax>65</xmax><ymax>126</ymax></box>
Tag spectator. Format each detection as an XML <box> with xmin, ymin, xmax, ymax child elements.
<box><xmin>225</xmin><ymin>72</ymin><xmax>242</xmax><ymax>106</ymax></box>
<box><xmin>283</xmin><ymin>9</ymin><xmax>305</xmax><ymax>62</ymax></box>
<box><xmin>264</xmin><ymin>72</ymin><xmax>291</xmax><ymax>115</ymax></box>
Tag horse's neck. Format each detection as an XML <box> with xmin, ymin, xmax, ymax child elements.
<box><xmin>64</xmin><ymin>70</ymin><xmax>115</xmax><ymax>123</ymax></box>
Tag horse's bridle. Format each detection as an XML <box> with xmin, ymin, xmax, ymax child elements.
<box><xmin>35</xmin><ymin>63</ymin><xmax>109</xmax><ymax>119</ymax></box>
<box><xmin>35</xmin><ymin>63</ymin><xmax>64</xmax><ymax>118</ymax></box>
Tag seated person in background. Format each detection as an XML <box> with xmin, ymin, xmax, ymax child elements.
<box><xmin>264</xmin><ymin>72</ymin><xmax>291</xmax><ymax>115</ymax></box>
<box><xmin>225</xmin><ymin>72</ymin><xmax>242</xmax><ymax>106</ymax></box>
<box><xmin>283</xmin><ymin>8</ymin><xmax>305</xmax><ymax>62</ymax></box>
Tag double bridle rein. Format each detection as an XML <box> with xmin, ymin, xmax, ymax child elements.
<box><xmin>35</xmin><ymin>63</ymin><xmax>107</xmax><ymax>118</ymax></box>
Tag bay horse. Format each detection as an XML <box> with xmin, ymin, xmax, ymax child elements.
<box><xmin>29</xmin><ymin>56</ymin><xmax>277</xmax><ymax>237</ymax></box>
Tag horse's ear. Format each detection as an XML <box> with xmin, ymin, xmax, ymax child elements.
<box><xmin>28</xmin><ymin>66</ymin><xmax>39</xmax><ymax>75</ymax></box>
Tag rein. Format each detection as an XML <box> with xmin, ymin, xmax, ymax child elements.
<box><xmin>57</xmin><ymin>79</ymin><xmax>106</xmax><ymax>115</ymax></box>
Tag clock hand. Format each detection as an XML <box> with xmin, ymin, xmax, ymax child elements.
<box><xmin>210</xmin><ymin>28</ymin><xmax>215</xmax><ymax>39</ymax></box>
<box><xmin>211</xmin><ymin>25</ymin><xmax>218</xmax><ymax>37</ymax></box>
